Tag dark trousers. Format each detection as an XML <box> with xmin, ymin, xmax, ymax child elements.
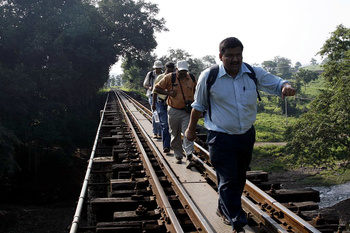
<box><xmin>207</xmin><ymin>126</ymin><xmax>255</xmax><ymax>229</ymax></box>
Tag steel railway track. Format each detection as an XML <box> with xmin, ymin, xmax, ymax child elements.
<box><xmin>70</xmin><ymin>90</ymin><xmax>343</xmax><ymax>233</ymax></box>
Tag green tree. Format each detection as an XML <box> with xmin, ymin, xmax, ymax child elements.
<box><xmin>0</xmin><ymin>0</ymin><xmax>166</xmax><ymax>175</ymax></box>
<box><xmin>116</xmin><ymin>74</ymin><xmax>123</xmax><ymax>86</ymax></box>
<box><xmin>98</xmin><ymin>0</ymin><xmax>167</xmax><ymax>62</ymax></box>
<box><xmin>158</xmin><ymin>48</ymin><xmax>216</xmax><ymax>77</ymax></box>
<box><xmin>121</xmin><ymin>64</ymin><xmax>146</xmax><ymax>90</ymax></box>
<box><xmin>202</xmin><ymin>55</ymin><xmax>217</xmax><ymax>69</ymax></box>
<box><xmin>294</xmin><ymin>61</ymin><xmax>302</xmax><ymax>71</ymax></box>
<box><xmin>121</xmin><ymin>52</ymin><xmax>158</xmax><ymax>91</ymax></box>
<box><xmin>318</xmin><ymin>24</ymin><xmax>350</xmax><ymax>82</ymax></box>
<box><xmin>274</xmin><ymin>56</ymin><xmax>292</xmax><ymax>79</ymax></box>
<box><xmin>293</xmin><ymin>74</ymin><xmax>303</xmax><ymax>95</ymax></box>
<box><xmin>295</xmin><ymin>68</ymin><xmax>319</xmax><ymax>91</ymax></box>
<box><xmin>160</xmin><ymin>48</ymin><xmax>192</xmax><ymax>62</ymax></box>
<box><xmin>310</xmin><ymin>58</ymin><xmax>317</xmax><ymax>65</ymax></box>
<box><xmin>0</xmin><ymin>0</ymin><xmax>113</xmax><ymax>155</ymax></box>
<box><xmin>289</xmin><ymin>24</ymin><xmax>350</xmax><ymax>165</ymax></box>
<box><xmin>262</xmin><ymin>60</ymin><xmax>277</xmax><ymax>74</ymax></box>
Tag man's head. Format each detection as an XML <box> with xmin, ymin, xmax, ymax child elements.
<box><xmin>219</xmin><ymin>37</ymin><xmax>243</xmax><ymax>76</ymax></box>
<box><xmin>153</xmin><ymin>60</ymin><xmax>163</xmax><ymax>74</ymax></box>
<box><xmin>176</xmin><ymin>60</ymin><xmax>188</xmax><ymax>78</ymax></box>
<box><xmin>165</xmin><ymin>61</ymin><xmax>175</xmax><ymax>74</ymax></box>
<box><xmin>219</xmin><ymin>37</ymin><xmax>244</xmax><ymax>55</ymax></box>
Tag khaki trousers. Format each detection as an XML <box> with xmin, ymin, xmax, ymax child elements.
<box><xmin>167</xmin><ymin>107</ymin><xmax>194</xmax><ymax>159</ymax></box>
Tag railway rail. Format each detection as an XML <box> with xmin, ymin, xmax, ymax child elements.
<box><xmin>69</xmin><ymin>90</ymin><xmax>345</xmax><ymax>233</ymax></box>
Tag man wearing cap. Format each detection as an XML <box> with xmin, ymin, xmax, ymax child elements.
<box><xmin>151</xmin><ymin>62</ymin><xmax>175</xmax><ymax>153</ymax></box>
<box><xmin>143</xmin><ymin>60</ymin><xmax>163</xmax><ymax>139</ymax></box>
<box><xmin>154</xmin><ymin>60</ymin><xmax>196</xmax><ymax>164</ymax></box>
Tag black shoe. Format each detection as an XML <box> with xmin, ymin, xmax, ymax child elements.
<box><xmin>216</xmin><ymin>209</ymin><xmax>231</xmax><ymax>225</ymax></box>
<box><xmin>175</xmin><ymin>158</ymin><xmax>182</xmax><ymax>164</ymax></box>
<box><xmin>186</xmin><ymin>153</ymin><xmax>193</xmax><ymax>160</ymax></box>
<box><xmin>163</xmin><ymin>147</ymin><xmax>170</xmax><ymax>153</ymax></box>
<box><xmin>233</xmin><ymin>226</ymin><xmax>245</xmax><ymax>233</ymax></box>
<box><xmin>186</xmin><ymin>159</ymin><xmax>194</xmax><ymax>169</ymax></box>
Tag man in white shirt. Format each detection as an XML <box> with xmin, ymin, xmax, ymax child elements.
<box><xmin>185</xmin><ymin>37</ymin><xmax>296</xmax><ymax>233</ymax></box>
<box><xmin>143</xmin><ymin>60</ymin><xmax>163</xmax><ymax>138</ymax></box>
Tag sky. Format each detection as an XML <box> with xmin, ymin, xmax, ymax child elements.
<box><xmin>110</xmin><ymin>0</ymin><xmax>349</xmax><ymax>74</ymax></box>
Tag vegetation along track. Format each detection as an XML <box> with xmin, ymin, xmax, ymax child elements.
<box><xmin>69</xmin><ymin>90</ymin><xmax>347</xmax><ymax>233</ymax></box>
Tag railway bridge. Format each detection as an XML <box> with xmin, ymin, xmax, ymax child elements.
<box><xmin>69</xmin><ymin>90</ymin><xmax>345</xmax><ymax>233</ymax></box>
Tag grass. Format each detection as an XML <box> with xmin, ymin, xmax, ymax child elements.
<box><xmin>255</xmin><ymin>113</ymin><xmax>297</xmax><ymax>142</ymax></box>
<box><xmin>120</xmin><ymin>86</ymin><xmax>147</xmax><ymax>97</ymax></box>
<box><xmin>251</xmin><ymin>145</ymin><xmax>292</xmax><ymax>172</ymax></box>
<box><xmin>303</xmin><ymin>64</ymin><xmax>324</xmax><ymax>72</ymax></box>
<box><xmin>196</xmin><ymin>111</ymin><xmax>295</xmax><ymax>143</ymax></box>
<box><xmin>299</xmin><ymin>166</ymin><xmax>350</xmax><ymax>186</ymax></box>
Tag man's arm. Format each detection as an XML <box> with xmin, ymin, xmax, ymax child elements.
<box><xmin>143</xmin><ymin>72</ymin><xmax>151</xmax><ymax>89</ymax></box>
<box><xmin>154</xmin><ymin>86</ymin><xmax>177</xmax><ymax>97</ymax></box>
<box><xmin>185</xmin><ymin>109</ymin><xmax>203</xmax><ymax>141</ymax></box>
<box><xmin>152</xmin><ymin>93</ymin><xmax>157</xmax><ymax>111</ymax></box>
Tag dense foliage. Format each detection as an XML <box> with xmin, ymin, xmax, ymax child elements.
<box><xmin>288</xmin><ymin>24</ymin><xmax>350</xmax><ymax>166</ymax></box>
<box><xmin>0</xmin><ymin>0</ymin><xmax>166</xmax><ymax>176</ymax></box>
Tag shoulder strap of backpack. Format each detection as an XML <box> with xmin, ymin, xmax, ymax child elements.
<box><xmin>149</xmin><ymin>71</ymin><xmax>155</xmax><ymax>86</ymax></box>
<box><xmin>243</xmin><ymin>62</ymin><xmax>261</xmax><ymax>101</ymax></box>
<box><xmin>206</xmin><ymin>65</ymin><xmax>219</xmax><ymax>121</ymax></box>
<box><xmin>171</xmin><ymin>72</ymin><xmax>176</xmax><ymax>84</ymax></box>
<box><xmin>172</xmin><ymin>72</ymin><xmax>195</xmax><ymax>83</ymax></box>
<box><xmin>189</xmin><ymin>73</ymin><xmax>196</xmax><ymax>82</ymax></box>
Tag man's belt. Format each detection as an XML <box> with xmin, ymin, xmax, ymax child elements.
<box><xmin>171</xmin><ymin>106</ymin><xmax>185</xmax><ymax>110</ymax></box>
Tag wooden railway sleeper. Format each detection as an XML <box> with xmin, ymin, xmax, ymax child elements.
<box><xmin>117</xmin><ymin>94</ymin><xmax>185</xmax><ymax>233</ymax></box>
<box><xmin>118</xmin><ymin>90</ymin><xmax>217</xmax><ymax>233</ymax></box>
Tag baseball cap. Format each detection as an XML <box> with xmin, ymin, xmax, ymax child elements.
<box><xmin>153</xmin><ymin>60</ymin><xmax>163</xmax><ymax>68</ymax></box>
<box><xmin>165</xmin><ymin>61</ymin><xmax>175</xmax><ymax>68</ymax></box>
<box><xmin>177</xmin><ymin>60</ymin><xmax>188</xmax><ymax>71</ymax></box>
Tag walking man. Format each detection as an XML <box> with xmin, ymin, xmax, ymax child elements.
<box><xmin>143</xmin><ymin>60</ymin><xmax>163</xmax><ymax>139</ymax></box>
<box><xmin>185</xmin><ymin>37</ymin><xmax>296</xmax><ymax>233</ymax></box>
<box><xmin>151</xmin><ymin>62</ymin><xmax>175</xmax><ymax>153</ymax></box>
<box><xmin>154</xmin><ymin>60</ymin><xmax>196</xmax><ymax>164</ymax></box>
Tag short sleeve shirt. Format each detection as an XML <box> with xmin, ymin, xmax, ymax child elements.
<box><xmin>155</xmin><ymin>73</ymin><xmax>197</xmax><ymax>109</ymax></box>
<box><xmin>143</xmin><ymin>70</ymin><xmax>158</xmax><ymax>97</ymax></box>
<box><xmin>152</xmin><ymin>73</ymin><xmax>167</xmax><ymax>100</ymax></box>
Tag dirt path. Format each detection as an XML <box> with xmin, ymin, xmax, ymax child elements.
<box><xmin>254</xmin><ymin>142</ymin><xmax>287</xmax><ymax>147</ymax></box>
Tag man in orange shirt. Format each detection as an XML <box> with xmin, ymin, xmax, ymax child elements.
<box><xmin>154</xmin><ymin>60</ymin><xmax>196</xmax><ymax>164</ymax></box>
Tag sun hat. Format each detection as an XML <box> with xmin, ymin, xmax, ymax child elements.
<box><xmin>153</xmin><ymin>60</ymin><xmax>163</xmax><ymax>68</ymax></box>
